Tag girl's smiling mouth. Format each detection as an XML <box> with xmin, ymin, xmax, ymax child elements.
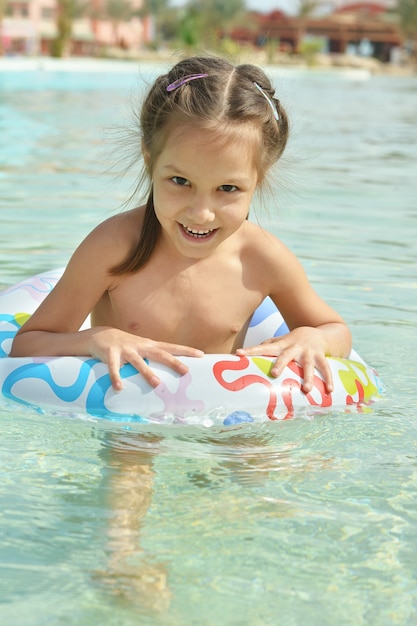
<box><xmin>179</xmin><ymin>223</ymin><xmax>218</xmax><ymax>240</ymax></box>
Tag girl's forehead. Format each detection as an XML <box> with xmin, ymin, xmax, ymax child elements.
<box><xmin>161</xmin><ymin>120</ymin><xmax>261</xmax><ymax>159</ymax></box>
<box><xmin>155</xmin><ymin>122</ymin><xmax>259</xmax><ymax>185</ymax></box>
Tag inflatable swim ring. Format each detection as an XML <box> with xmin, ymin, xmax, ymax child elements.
<box><xmin>0</xmin><ymin>269</ymin><xmax>383</xmax><ymax>425</ymax></box>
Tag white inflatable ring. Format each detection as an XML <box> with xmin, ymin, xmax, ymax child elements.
<box><xmin>0</xmin><ymin>269</ymin><xmax>383</xmax><ymax>425</ymax></box>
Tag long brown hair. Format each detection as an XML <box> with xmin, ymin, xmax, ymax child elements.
<box><xmin>111</xmin><ymin>55</ymin><xmax>289</xmax><ymax>275</ymax></box>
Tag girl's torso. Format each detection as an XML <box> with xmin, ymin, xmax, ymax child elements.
<box><xmin>91</xmin><ymin>210</ymin><xmax>271</xmax><ymax>353</ymax></box>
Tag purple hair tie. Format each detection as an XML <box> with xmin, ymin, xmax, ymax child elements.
<box><xmin>166</xmin><ymin>73</ymin><xmax>209</xmax><ymax>92</ymax></box>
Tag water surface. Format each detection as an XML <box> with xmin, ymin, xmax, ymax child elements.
<box><xmin>1</xmin><ymin>59</ymin><xmax>416</xmax><ymax>625</ymax></box>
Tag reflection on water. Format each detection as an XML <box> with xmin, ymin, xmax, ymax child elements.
<box><xmin>2</xmin><ymin>398</ymin><xmax>417</xmax><ymax>623</ymax></box>
<box><xmin>93</xmin><ymin>432</ymin><xmax>170</xmax><ymax>611</ymax></box>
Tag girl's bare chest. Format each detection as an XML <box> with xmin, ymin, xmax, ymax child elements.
<box><xmin>103</xmin><ymin>268</ymin><xmax>259</xmax><ymax>351</ymax></box>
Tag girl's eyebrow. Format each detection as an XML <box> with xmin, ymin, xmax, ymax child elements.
<box><xmin>162</xmin><ymin>164</ymin><xmax>184</xmax><ymax>172</ymax></box>
<box><xmin>161</xmin><ymin>164</ymin><xmax>190</xmax><ymax>178</ymax></box>
<box><xmin>161</xmin><ymin>165</ymin><xmax>253</xmax><ymax>189</ymax></box>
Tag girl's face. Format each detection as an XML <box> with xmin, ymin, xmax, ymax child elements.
<box><xmin>150</xmin><ymin>123</ymin><xmax>259</xmax><ymax>259</ymax></box>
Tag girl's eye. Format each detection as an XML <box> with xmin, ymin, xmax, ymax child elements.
<box><xmin>219</xmin><ymin>184</ymin><xmax>238</xmax><ymax>193</ymax></box>
<box><xmin>171</xmin><ymin>176</ymin><xmax>190</xmax><ymax>186</ymax></box>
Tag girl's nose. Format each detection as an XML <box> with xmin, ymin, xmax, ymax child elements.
<box><xmin>186</xmin><ymin>196</ymin><xmax>215</xmax><ymax>224</ymax></box>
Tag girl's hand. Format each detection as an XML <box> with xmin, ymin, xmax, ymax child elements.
<box><xmin>236</xmin><ymin>327</ymin><xmax>333</xmax><ymax>394</ymax></box>
<box><xmin>88</xmin><ymin>327</ymin><xmax>204</xmax><ymax>392</ymax></box>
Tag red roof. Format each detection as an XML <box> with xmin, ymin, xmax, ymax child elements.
<box><xmin>257</xmin><ymin>10</ymin><xmax>288</xmax><ymax>26</ymax></box>
<box><xmin>267</xmin><ymin>10</ymin><xmax>287</xmax><ymax>20</ymax></box>
<box><xmin>335</xmin><ymin>2</ymin><xmax>387</xmax><ymax>14</ymax></box>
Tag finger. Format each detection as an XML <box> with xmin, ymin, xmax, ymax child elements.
<box><xmin>148</xmin><ymin>348</ymin><xmax>190</xmax><ymax>377</ymax></box>
<box><xmin>318</xmin><ymin>357</ymin><xmax>334</xmax><ymax>393</ymax></box>
<box><xmin>126</xmin><ymin>352</ymin><xmax>161</xmax><ymax>388</ymax></box>
<box><xmin>127</xmin><ymin>348</ymin><xmax>190</xmax><ymax>385</ymax></box>
<box><xmin>301</xmin><ymin>356</ymin><xmax>333</xmax><ymax>394</ymax></box>
<box><xmin>107</xmin><ymin>350</ymin><xmax>124</xmax><ymax>392</ymax></box>
<box><xmin>301</xmin><ymin>360</ymin><xmax>315</xmax><ymax>394</ymax></box>
<box><xmin>270</xmin><ymin>359</ymin><xmax>290</xmax><ymax>379</ymax></box>
<box><xmin>237</xmin><ymin>342</ymin><xmax>281</xmax><ymax>357</ymax></box>
<box><xmin>157</xmin><ymin>342</ymin><xmax>205</xmax><ymax>358</ymax></box>
<box><xmin>140</xmin><ymin>364</ymin><xmax>161</xmax><ymax>388</ymax></box>
<box><xmin>269</xmin><ymin>347</ymin><xmax>298</xmax><ymax>378</ymax></box>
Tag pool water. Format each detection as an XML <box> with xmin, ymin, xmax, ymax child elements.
<box><xmin>1</xmin><ymin>58</ymin><xmax>417</xmax><ymax>625</ymax></box>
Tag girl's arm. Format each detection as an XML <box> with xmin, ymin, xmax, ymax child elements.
<box><xmin>10</xmin><ymin>216</ymin><xmax>203</xmax><ymax>391</ymax></box>
<box><xmin>237</xmin><ymin>233</ymin><xmax>352</xmax><ymax>393</ymax></box>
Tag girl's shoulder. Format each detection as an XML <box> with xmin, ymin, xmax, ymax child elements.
<box><xmin>243</xmin><ymin>221</ymin><xmax>289</xmax><ymax>257</ymax></box>
<box><xmin>72</xmin><ymin>206</ymin><xmax>145</xmax><ymax>272</ymax></box>
<box><xmin>87</xmin><ymin>206</ymin><xmax>144</xmax><ymax>248</ymax></box>
<box><xmin>241</xmin><ymin>221</ymin><xmax>302</xmax><ymax>282</ymax></box>
<box><xmin>96</xmin><ymin>206</ymin><xmax>144</xmax><ymax>236</ymax></box>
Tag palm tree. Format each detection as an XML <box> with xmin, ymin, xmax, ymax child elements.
<box><xmin>51</xmin><ymin>0</ymin><xmax>89</xmax><ymax>57</ymax></box>
<box><xmin>182</xmin><ymin>0</ymin><xmax>245</xmax><ymax>47</ymax></box>
<box><xmin>295</xmin><ymin>0</ymin><xmax>322</xmax><ymax>50</ymax></box>
<box><xmin>297</xmin><ymin>0</ymin><xmax>321</xmax><ymax>18</ymax></box>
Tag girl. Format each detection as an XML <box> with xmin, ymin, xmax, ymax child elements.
<box><xmin>11</xmin><ymin>55</ymin><xmax>351</xmax><ymax>395</ymax></box>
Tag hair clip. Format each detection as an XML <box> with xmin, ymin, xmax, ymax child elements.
<box><xmin>253</xmin><ymin>82</ymin><xmax>279</xmax><ymax>121</ymax></box>
<box><xmin>166</xmin><ymin>73</ymin><xmax>209</xmax><ymax>92</ymax></box>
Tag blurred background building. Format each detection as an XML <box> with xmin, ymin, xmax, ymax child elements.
<box><xmin>1</xmin><ymin>0</ymin><xmax>148</xmax><ymax>56</ymax></box>
<box><xmin>0</xmin><ymin>1</ymin><xmax>411</xmax><ymax>65</ymax></box>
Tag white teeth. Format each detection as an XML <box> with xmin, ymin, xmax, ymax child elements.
<box><xmin>182</xmin><ymin>224</ymin><xmax>214</xmax><ymax>237</ymax></box>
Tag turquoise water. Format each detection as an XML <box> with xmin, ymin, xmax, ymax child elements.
<box><xmin>1</xmin><ymin>58</ymin><xmax>417</xmax><ymax>625</ymax></box>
